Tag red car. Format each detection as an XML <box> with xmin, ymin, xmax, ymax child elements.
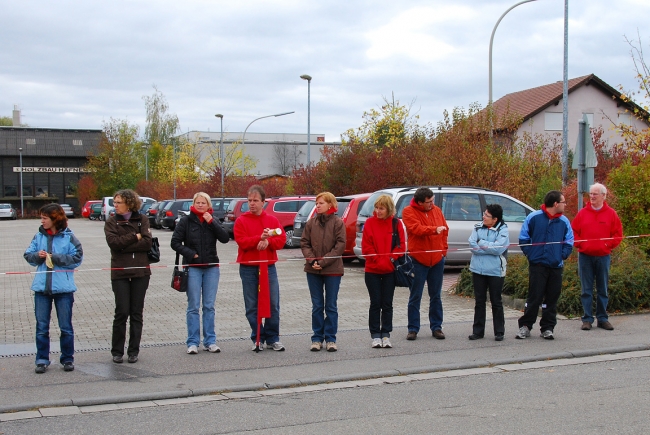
<box><xmin>337</xmin><ymin>193</ymin><xmax>372</xmax><ymax>261</ymax></box>
<box><xmin>263</xmin><ymin>196</ymin><xmax>315</xmax><ymax>248</ymax></box>
<box><xmin>82</xmin><ymin>200</ymin><xmax>102</xmax><ymax>219</ymax></box>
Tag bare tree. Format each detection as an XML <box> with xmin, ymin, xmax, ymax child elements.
<box><xmin>273</xmin><ymin>144</ymin><xmax>304</xmax><ymax>175</ymax></box>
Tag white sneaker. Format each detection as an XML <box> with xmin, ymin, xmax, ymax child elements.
<box><xmin>251</xmin><ymin>343</ymin><xmax>264</xmax><ymax>351</ymax></box>
<box><xmin>382</xmin><ymin>337</ymin><xmax>392</xmax><ymax>348</ymax></box>
<box><xmin>372</xmin><ymin>338</ymin><xmax>382</xmax><ymax>348</ymax></box>
<box><xmin>187</xmin><ymin>345</ymin><xmax>198</xmax><ymax>354</ymax></box>
<box><xmin>204</xmin><ymin>344</ymin><xmax>221</xmax><ymax>353</ymax></box>
<box><xmin>540</xmin><ymin>330</ymin><xmax>554</xmax><ymax>340</ymax></box>
<box><xmin>269</xmin><ymin>342</ymin><xmax>285</xmax><ymax>351</ymax></box>
<box><xmin>515</xmin><ymin>326</ymin><xmax>531</xmax><ymax>339</ymax></box>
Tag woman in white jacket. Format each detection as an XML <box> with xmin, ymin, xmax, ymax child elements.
<box><xmin>468</xmin><ymin>204</ymin><xmax>509</xmax><ymax>342</ymax></box>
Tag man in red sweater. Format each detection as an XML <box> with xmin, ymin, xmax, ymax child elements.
<box><xmin>234</xmin><ymin>185</ymin><xmax>287</xmax><ymax>351</ymax></box>
<box><xmin>571</xmin><ymin>183</ymin><xmax>623</xmax><ymax>331</ymax></box>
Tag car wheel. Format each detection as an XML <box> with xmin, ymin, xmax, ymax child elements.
<box><xmin>284</xmin><ymin>227</ymin><xmax>295</xmax><ymax>248</ymax></box>
<box><xmin>99</xmin><ymin>214</ymin><xmax>105</xmax><ymax>221</ymax></box>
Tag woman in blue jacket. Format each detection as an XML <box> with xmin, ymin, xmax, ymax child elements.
<box><xmin>468</xmin><ymin>204</ymin><xmax>509</xmax><ymax>342</ymax></box>
<box><xmin>24</xmin><ymin>204</ymin><xmax>83</xmax><ymax>374</ymax></box>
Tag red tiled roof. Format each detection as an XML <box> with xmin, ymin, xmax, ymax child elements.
<box><xmin>492</xmin><ymin>74</ymin><xmax>595</xmax><ymax>120</ymax></box>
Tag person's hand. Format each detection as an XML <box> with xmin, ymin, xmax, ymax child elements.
<box><xmin>312</xmin><ymin>261</ymin><xmax>322</xmax><ymax>270</ymax></box>
<box><xmin>261</xmin><ymin>228</ymin><xmax>270</xmax><ymax>240</ymax></box>
<box><xmin>194</xmin><ymin>254</ymin><xmax>199</xmax><ymax>258</ymax></box>
<box><xmin>436</xmin><ymin>226</ymin><xmax>446</xmax><ymax>234</ymax></box>
<box><xmin>38</xmin><ymin>250</ymin><xmax>48</xmax><ymax>258</ymax></box>
<box><xmin>203</xmin><ymin>212</ymin><xmax>213</xmax><ymax>223</ymax></box>
<box><xmin>136</xmin><ymin>233</ymin><xmax>142</xmax><ymax>240</ymax></box>
<box><xmin>257</xmin><ymin>239</ymin><xmax>269</xmax><ymax>251</ymax></box>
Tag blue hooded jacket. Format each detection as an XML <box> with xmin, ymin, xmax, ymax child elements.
<box><xmin>468</xmin><ymin>221</ymin><xmax>509</xmax><ymax>277</ymax></box>
<box><xmin>519</xmin><ymin>209</ymin><xmax>573</xmax><ymax>268</ymax></box>
<box><xmin>24</xmin><ymin>226</ymin><xmax>83</xmax><ymax>293</ymax></box>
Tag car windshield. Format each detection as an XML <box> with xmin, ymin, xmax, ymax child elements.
<box><xmin>0</xmin><ymin>204</ymin><xmax>10</xmax><ymax>209</ymax></box>
<box><xmin>358</xmin><ymin>192</ymin><xmax>385</xmax><ymax>217</ymax></box>
<box><xmin>296</xmin><ymin>200</ymin><xmax>315</xmax><ymax>218</ymax></box>
<box><xmin>335</xmin><ymin>199</ymin><xmax>352</xmax><ymax>217</ymax></box>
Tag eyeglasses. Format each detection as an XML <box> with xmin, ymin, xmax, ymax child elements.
<box><xmin>113</xmin><ymin>200</ymin><xmax>124</xmax><ymax>205</ymax></box>
<box><xmin>482</xmin><ymin>212</ymin><xmax>494</xmax><ymax>219</ymax></box>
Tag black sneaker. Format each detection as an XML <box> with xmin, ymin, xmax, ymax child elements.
<box><xmin>63</xmin><ymin>362</ymin><xmax>74</xmax><ymax>372</ymax></box>
<box><xmin>112</xmin><ymin>355</ymin><xmax>123</xmax><ymax>363</ymax></box>
<box><xmin>35</xmin><ymin>364</ymin><xmax>47</xmax><ymax>374</ymax></box>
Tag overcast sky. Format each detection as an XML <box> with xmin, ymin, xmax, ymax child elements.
<box><xmin>2</xmin><ymin>0</ymin><xmax>648</xmax><ymax>141</ymax></box>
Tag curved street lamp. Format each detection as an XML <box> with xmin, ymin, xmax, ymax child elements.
<box><xmin>300</xmin><ymin>74</ymin><xmax>312</xmax><ymax>165</ymax></box>
<box><xmin>240</xmin><ymin>111</ymin><xmax>295</xmax><ymax>173</ymax></box>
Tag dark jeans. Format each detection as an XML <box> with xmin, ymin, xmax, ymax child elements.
<box><xmin>578</xmin><ymin>253</ymin><xmax>611</xmax><ymax>323</ymax></box>
<box><xmin>408</xmin><ymin>257</ymin><xmax>445</xmax><ymax>332</ymax></box>
<box><xmin>34</xmin><ymin>292</ymin><xmax>75</xmax><ymax>366</ymax></box>
<box><xmin>365</xmin><ymin>272</ymin><xmax>396</xmax><ymax>339</ymax></box>
<box><xmin>306</xmin><ymin>273</ymin><xmax>341</xmax><ymax>343</ymax></box>
<box><xmin>240</xmin><ymin>264</ymin><xmax>281</xmax><ymax>344</ymax></box>
<box><xmin>518</xmin><ymin>264</ymin><xmax>563</xmax><ymax>332</ymax></box>
<box><xmin>472</xmin><ymin>273</ymin><xmax>505</xmax><ymax>337</ymax></box>
<box><xmin>111</xmin><ymin>276</ymin><xmax>150</xmax><ymax>357</ymax></box>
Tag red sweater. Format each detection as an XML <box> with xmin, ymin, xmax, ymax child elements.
<box><xmin>571</xmin><ymin>202</ymin><xmax>623</xmax><ymax>256</ymax></box>
<box><xmin>362</xmin><ymin>215</ymin><xmax>406</xmax><ymax>274</ymax></box>
<box><xmin>401</xmin><ymin>199</ymin><xmax>448</xmax><ymax>266</ymax></box>
<box><xmin>234</xmin><ymin>211</ymin><xmax>286</xmax><ymax>265</ymax></box>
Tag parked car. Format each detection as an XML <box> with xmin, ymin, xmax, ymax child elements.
<box><xmin>222</xmin><ymin>198</ymin><xmax>249</xmax><ymax>238</ymax></box>
<box><xmin>89</xmin><ymin>203</ymin><xmax>102</xmax><ymax>220</ymax></box>
<box><xmin>263</xmin><ymin>196</ymin><xmax>316</xmax><ymax>248</ymax></box>
<box><xmin>60</xmin><ymin>204</ymin><xmax>75</xmax><ymax>218</ymax></box>
<box><xmin>146</xmin><ymin>201</ymin><xmax>163</xmax><ymax>228</ymax></box>
<box><xmin>0</xmin><ymin>203</ymin><xmax>17</xmax><ymax>220</ymax></box>
<box><xmin>337</xmin><ymin>193</ymin><xmax>371</xmax><ymax>262</ymax></box>
<box><xmin>160</xmin><ymin>199</ymin><xmax>193</xmax><ymax>230</ymax></box>
<box><xmin>354</xmin><ymin>186</ymin><xmax>535</xmax><ymax>265</ymax></box>
<box><xmin>155</xmin><ymin>200</ymin><xmax>174</xmax><ymax>229</ymax></box>
<box><xmin>291</xmin><ymin>200</ymin><xmax>316</xmax><ymax>247</ymax></box>
<box><xmin>101</xmin><ymin>195</ymin><xmax>155</xmax><ymax>221</ymax></box>
<box><xmin>210</xmin><ymin>197</ymin><xmax>238</xmax><ymax>222</ymax></box>
<box><xmin>81</xmin><ymin>200</ymin><xmax>102</xmax><ymax>219</ymax></box>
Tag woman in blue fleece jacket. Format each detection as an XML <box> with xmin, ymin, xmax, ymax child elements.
<box><xmin>24</xmin><ymin>204</ymin><xmax>83</xmax><ymax>374</ymax></box>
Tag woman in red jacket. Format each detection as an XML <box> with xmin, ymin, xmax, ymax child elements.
<box><xmin>362</xmin><ymin>194</ymin><xmax>405</xmax><ymax>348</ymax></box>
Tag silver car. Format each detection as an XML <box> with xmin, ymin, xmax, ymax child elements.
<box><xmin>354</xmin><ymin>186</ymin><xmax>535</xmax><ymax>265</ymax></box>
<box><xmin>0</xmin><ymin>203</ymin><xmax>17</xmax><ymax>220</ymax></box>
<box><xmin>60</xmin><ymin>204</ymin><xmax>75</xmax><ymax>218</ymax></box>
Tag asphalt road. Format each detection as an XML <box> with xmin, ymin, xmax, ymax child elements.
<box><xmin>2</xmin><ymin>352</ymin><xmax>648</xmax><ymax>434</ymax></box>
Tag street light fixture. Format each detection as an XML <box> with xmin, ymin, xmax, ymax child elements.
<box><xmin>240</xmin><ymin>111</ymin><xmax>295</xmax><ymax>173</ymax></box>
<box><xmin>142</xmin><ymin>144</ymin><xmax>149</xmax><ymax>181</ymax></box>
<box><xmin>300</xmin><ymin>74</ymin><xmax>312</xmax><ymax>165</ymax></box>
<box><xmin>215</xmin><ymin>114</ymin><xmax>225</xmax><ymax>200</ymax></box>
<box><xmin>18</xmin><ymin>147</ymin><xmax>24</xmax><ymax>218</ymax></box>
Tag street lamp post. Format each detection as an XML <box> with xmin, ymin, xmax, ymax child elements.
<box><xmin>19</xmin><ymin>147</ymin><xmax>24</xmax><ymax>218</ymax></box>
<box><xmin>215</xmin><ymin>114</ymin><xmax>224</xmax><ymax>199</ymax></box>
<box><xmin>488</xmin><ymin>0</ymin><xmax>538</xmax><ymax>136</ymax></box>
<box><xmin>300</xmin><ymin>74</ymin><xmax>312</xmax><ymax>166</ymax></box>
<box><xmin>240</xmin><ymin>111</ymin><xmax>295</xmax><ymax>173</ymax></box>
<box><xmin>173</xmin><ymin>139</ymin><xmax>177</xmax><ymax>200</ymax></box>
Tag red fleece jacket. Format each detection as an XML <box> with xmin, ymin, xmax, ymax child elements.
<box><xmin>362</xmin><ymin>214</ymin><xmax>406</xmax><ymax>274</ymax></box>
<box><xmin>234</xmin><ymin>211</ymin><xmax>286</xmax><ymax>265</ymax></box>
<box><xmin>571</xmin><ymin>202</ymin><xmax>623</xmax><ymax>256</ymax></box>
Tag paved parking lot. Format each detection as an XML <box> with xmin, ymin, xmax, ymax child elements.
<box><xmin>0</xmin><ymin>218</ymin><xmax>520</xmax><ymax>356</ymax></box>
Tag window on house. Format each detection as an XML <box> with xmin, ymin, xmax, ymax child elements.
<box><xmin>65</xmin><ymin>185</ymin><xmax>75</xmax><ymax>197</ymax></box>
<box><xmin>544</xmin><ymin>112</ymin><xmax>563</xmax><ymax>131</ymax></box>
<box><xmin>4</xmin><ymin>186</ymin><xmax>18</xmax><ymax>197</ymax></box>
<box><xmin>72</xmin><ymin>140</ymin><xmax>83</xmax><ymax>146</ymax></box>
<box><xmin>23</xmin><ymin>186</ymin><xmax>33</xmax><ymax>197</ymax></box>
<box><xmin>26</xmin><ymin>138</ymin><xmax>36</xmax><ymax>145</ymax></box>
<box><xmin>618</xmin><ymin>113</ymin><xmax>632</xmax><ymax>127</ymax></box>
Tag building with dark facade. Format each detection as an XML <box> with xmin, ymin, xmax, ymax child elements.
<box><xmin>0</xmin><ymin>127</ymin><xmax>101</xmax><ymax>215</ymax></box>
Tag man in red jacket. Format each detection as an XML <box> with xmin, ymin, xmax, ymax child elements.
<box><xmin>402</xmin><ymin>187</ymin><xmax>448</xmax><ymax>340</ymax></box>
<box><xmin>571</xmin><ymin>183</ymin><xmax>623</xmax><ymax>331</ymax></box>
<box><xmin>234</xmin><ymin>185</ymin><xmax>287</xmax><ymax>351</ymax></box>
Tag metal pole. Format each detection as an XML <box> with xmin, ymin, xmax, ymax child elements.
<box><xmin>215</xmin><ymin>114</ymin><xmax>224</xmax><ymax>199</ymax></box>
<box><xmin>300</xmin><ymin>75</ymin><xmax>312</xmax><ymax>165</ymax></box>
<box><xmin>561</xmin><ymin>0</ymin><xmax>569</xmax><ymax>186</ymax></box>
<box><xmin>143</xmin><ymin>144</ymin><xmax>149</xmax><ymax>181</ymax></box>
<box><xmin>173</xmin><ymin>139</ymin><xmax>177</xmax><ymax>200</ymax></box>
<box><xmin>19</xmin><ymin>147</ymin><xmax>24</xmax><ymax>218</ymax></box>
<box><xmin>488</xmin><ymin>0</ymin><xmax>538</xmax><ymax>136</ymax></box>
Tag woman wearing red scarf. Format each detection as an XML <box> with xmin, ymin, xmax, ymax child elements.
<box><xmin>300</xmin><ymin>192</ymin><xmax>346</xmax><ymax>352</ymax></box>
<box><xmin>171</xmin><ymin>192</ymin><xmax>229</xmax><ymax>354</ymax></box>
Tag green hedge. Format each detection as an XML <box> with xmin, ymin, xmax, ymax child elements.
<box><xmin>450</xmin><ymin>240</ymin><xmax>650</xmax><ymax>317</ymax></box>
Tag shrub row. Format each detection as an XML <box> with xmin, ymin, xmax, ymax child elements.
<box><xmin>450</xmin><ymin>240</ymin><xmax>650</xmax><ymax>317</ymax></box>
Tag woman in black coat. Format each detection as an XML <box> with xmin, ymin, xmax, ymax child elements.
<box><xmin>171</xmin><ymin>192</ymin><xmax>229</xmax><ymax>355</ymax></box>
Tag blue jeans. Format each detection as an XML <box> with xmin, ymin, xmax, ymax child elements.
<box><xmin>186</xmin><ymin>266</ymin><xmax>220</xmax><ymax>347</ymax></box>
<box><xmin>306</xmin><ymin>273</ymin><xmax>341</xmax><ymax>343</ymax></box>
<box><xmin>579</xmin><ymin>253</ymin><xmax>611</xmax><ymax>323</ymax></box>
<box><xmin>365</xmin><ymin>272</ymin><xmax>395</xmax><ymax>338</ymax></box>
<box><xmin>34</xmin><ymin>292</ymin><xmax>74</xmax><ymax>366</ymax></box>
<box><xmin>240</xmin><ymin>264</ymin><xmax>281</xmax><ymax>344</ymax></box>
<box><xmin>408</xmin><ymin>257</ymin><xmax>445</xmax><ymax>332</ymax></box>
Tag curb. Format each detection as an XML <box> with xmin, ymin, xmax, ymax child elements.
<box><xmin>2</xmin><ymin>343</ymin><xmax>649</xmax><ymax>415</ymax></box>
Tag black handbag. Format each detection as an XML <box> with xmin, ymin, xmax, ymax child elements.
<box><xmin>391</xmin><ymin>218</ymin><xmax>415</xmax><ymax>288</ymax></box>
<box><xmin>148</xmin><ymin>237</ymin><xmax>160</xmax><ymax>263</ymax></box>
<box><xmin>171</xmin><ymin>252</ymin><xmax>188</xmax><ymax>293</ymax></box>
